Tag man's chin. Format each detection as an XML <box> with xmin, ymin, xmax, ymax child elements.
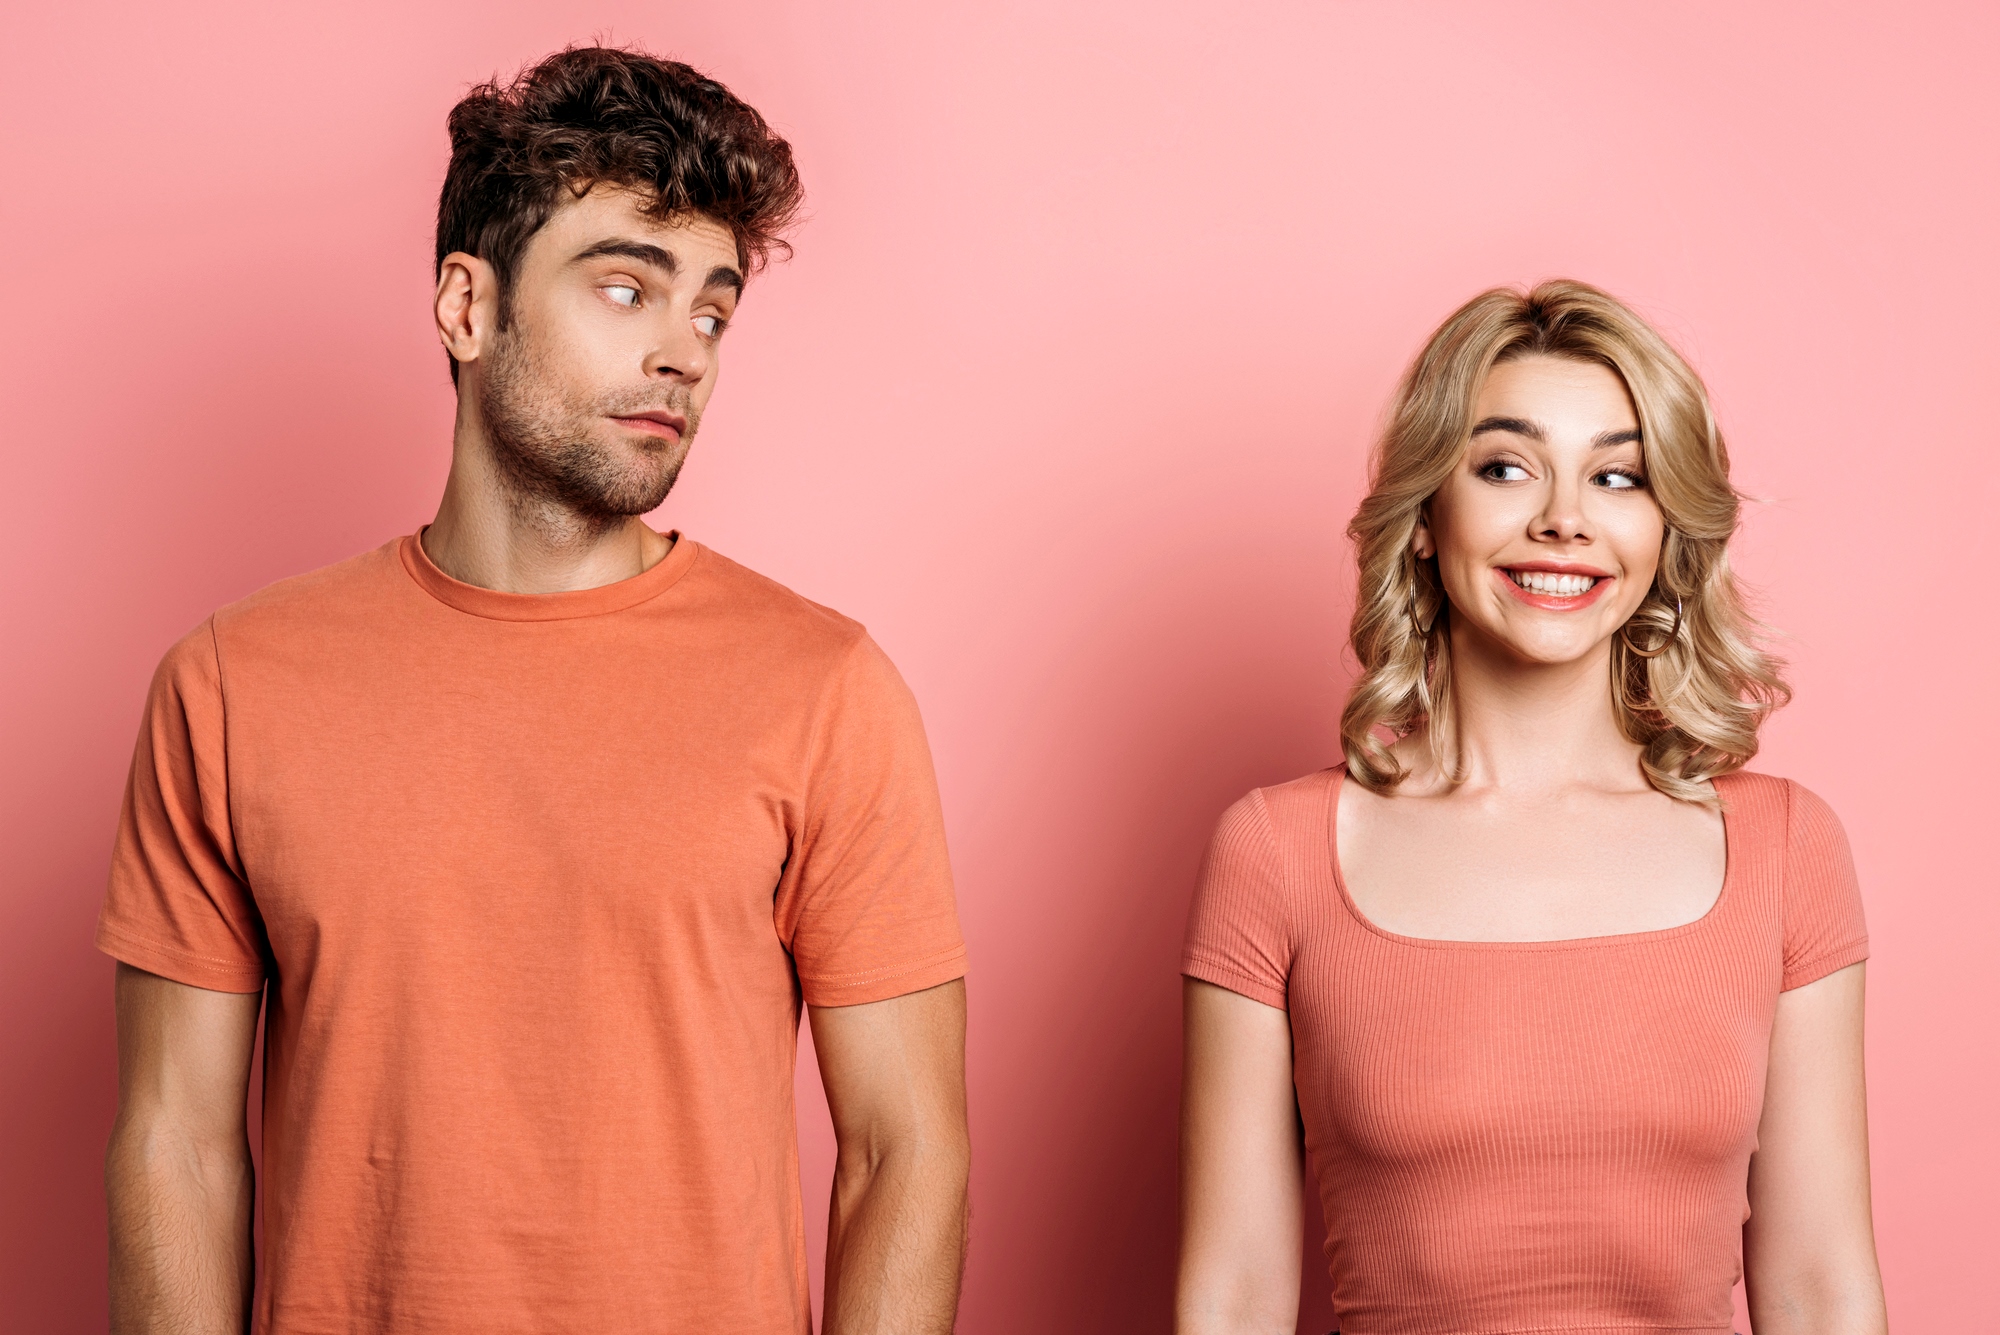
<box><xmin>573</xmin><ymin>464</ymin><xmax>684</xmax><ymax>520</ymax></box>
<box><xmin>485</xmin><ymin>413</ymin><xmax>690</xmax><ymax>522</ymax></box>
<box><xmin>599</xmin><ymin>435</ymin><xmax>690</xmax><ymax>509</ymax></box>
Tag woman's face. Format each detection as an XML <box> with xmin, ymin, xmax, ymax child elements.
<box><xmin>1416</xmin><ymin>354</ymin><xmax>1665</xmax><ymax>666</ymax></box>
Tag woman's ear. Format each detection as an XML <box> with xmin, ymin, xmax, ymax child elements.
<box><xmin>1411</xmin><ymin>508</ymin><xmax>1436</xmax><ymax>561</ymax></box>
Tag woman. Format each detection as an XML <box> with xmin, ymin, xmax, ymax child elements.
<box><xmin>1175</xmin><ymin>281</ymin><xmax>1887</xmax><ymax>1335</ymax></box>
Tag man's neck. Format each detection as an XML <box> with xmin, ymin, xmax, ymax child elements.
<box><xmin>422</xmin><ymin>407</ymin><xmax>673</xmax><ymax>595</ymax></box>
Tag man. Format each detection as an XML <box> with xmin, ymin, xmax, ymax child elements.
<box><xmin>99</xmin><ymin>46</ymin><xmax>969</xmax><ymax>1334</ymax></box>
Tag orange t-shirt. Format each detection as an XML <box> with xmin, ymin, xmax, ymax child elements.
<box><xmin>1182</xmin><ymin>767</ymin><xmax>1868</xmax><ymax>1335</ymax></box>
<box><xmin>98</xmin><ymin>534</ymin><xmax>967</xmax><ymax>1334</ymax></box>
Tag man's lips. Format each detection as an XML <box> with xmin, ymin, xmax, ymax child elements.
<box><xmin>609</xmin><ymin>411</ymin><xmax>687</xmax><ymax>442</ymax></box>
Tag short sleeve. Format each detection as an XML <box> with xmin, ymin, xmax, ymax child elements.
<box><xmin>96</xmin><ymin>621</ymin><xmax>267</xmax><ymax>993</ymax></box>
<box><xmin>1779</xmin><ymin>780</ymin><xmax>1869</xmax><ymax>991</ymax></box>
<box><xmin>778</xmin><ymin>633</ymin><xmax>966</xmax><ymax>1007</ymax></box>
<box><xmin>1180</xmin><ymin>790</ymin><xmax>1292</xmax><ymax>1010</ymax></box>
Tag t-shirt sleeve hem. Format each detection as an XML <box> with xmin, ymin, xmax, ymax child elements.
<box><xmin>96</xmin><ymin>919</ymin><xmax>265</xmax><ymax>994</ymax></box>
<box><xmin>1782</xmin><ymin>937</ymin><xmax>1870</xmax><ymax>992</ymax></box>
<box><xmin>801</xmin><ymin>944</ymin><xmax>968</xmax><ymax>1008</ymax></box>
<box><xmin>1181</xmin><ymin>954</ymin><xmax>1288</xmax><ymax>1011</ymax></box>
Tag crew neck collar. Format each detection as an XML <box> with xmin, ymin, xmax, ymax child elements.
<box><xmin>398</xmin><ymin>529</ymin><xmax>700</xmax><ymax>621</ymax></box>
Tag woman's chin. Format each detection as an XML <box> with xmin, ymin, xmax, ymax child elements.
<box><xmin>1462</xmin><ymin>621</ymin><xmax>1616</xmax><ymax>669</ymax></box>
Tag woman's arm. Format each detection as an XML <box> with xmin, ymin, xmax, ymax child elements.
<box><xmin>1175</xmin><ymin>977</ymin><xmax>1305</xmax><ymax>1335</ymax></box>
<box><xmin>1744</xmin><ymin>962</ymin><xmax>1889</xmax><ymax>1334</ymax></box>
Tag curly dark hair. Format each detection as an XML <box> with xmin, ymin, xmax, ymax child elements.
<box><xmin>436</xmin><ymin>45</ymin><xmax>803</xmax><ymax>342</ymax></box>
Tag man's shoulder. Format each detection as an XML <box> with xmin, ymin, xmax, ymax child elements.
<box><xmin>140</xmin><ymin>539</ymin><xmax>406</xmax><ymax>696</ymax></box>
<box><xmin>208</xmin><ymin>537</ymin><xmax>409</xmax><ymax>645</ymax></box>
<box><xmin>682</xmin><ymin>542</ymin><xmax>870</xmax><ymax>658</ymax></box>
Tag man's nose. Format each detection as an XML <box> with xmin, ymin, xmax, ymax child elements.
<box><xmin>645</xmin><ymin>316</ymin><xmax>711</xmax><ymax>383</ymax></box>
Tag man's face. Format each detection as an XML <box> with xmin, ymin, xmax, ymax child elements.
<box><xmin>472</xmin><ymin>185</ymin><xmax>743</xmax><ymax>521</ymax></box>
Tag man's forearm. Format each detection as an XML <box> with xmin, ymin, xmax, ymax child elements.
<box><xmin>106</xmin><ymin>1117</ymin><xmax>255</xmax><ymax>1334</ymax></box>
<box><xmin>822</xmin><ymin>1140</ymin><xmax>969</xmax><ymax>1335</ymax></box>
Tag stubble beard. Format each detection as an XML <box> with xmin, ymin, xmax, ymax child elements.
<box><xmin>478</xmin><ymin>323</ymin><xmax>700</xmax><ymax>543</ymax></box>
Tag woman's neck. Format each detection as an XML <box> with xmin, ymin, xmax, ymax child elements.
<box><xmin>1412</xmin><ymin>619</ymin><xmax>1647</xmax><ymax>795</ymax></box>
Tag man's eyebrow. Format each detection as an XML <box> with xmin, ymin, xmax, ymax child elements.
<box><xmin>1470</xmin><ymin>416</ymin><xmax>1544</xmax><ymax>441</ymax></box>
<box><xmin>703</xmin><ymin>264</ymin><xmax>744</xmax><ymax>297</ymax></box>
<box><xmin>571</xmin><ymin>239</ymin><xmax>679</xmax><ymax>272</ymax></box>
<box><xmin>569</xmin><ymin>240</ymin><xmax>744</xmax><ymax>297</ymax></box>
<box><xmin>1593</xmin><ymin>428</ymin><xmax>1643</xmax><ymax>448</ymax></box>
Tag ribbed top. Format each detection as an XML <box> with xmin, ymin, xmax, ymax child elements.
<box><xmin>1182</xmin><ymin>768</ymin><xmax>1868</xmax><ymax>1335</ymax></box>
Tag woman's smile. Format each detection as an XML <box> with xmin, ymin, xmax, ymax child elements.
<box><xmin>1494</xmin><ymin>563</ymin><xmax>1614</xmax><ymax>610</ymax></box>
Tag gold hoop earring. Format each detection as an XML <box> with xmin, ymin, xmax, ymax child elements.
<box><xmin>1407</xmin><ymin>544</ymin><xmax>1441</xmax><ymax>637</ymax></box>
<box><xmin>1409</xmin><ymin>584</ymin><xmax>1436</xmax><ymax>637</ymax></box>
<box><xmin>1619</xmin><ymin>596</ymin><xmax>1683</xmax><ymax>659</ymax></box>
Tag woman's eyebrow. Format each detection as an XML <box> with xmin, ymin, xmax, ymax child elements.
<box><xmin>1470</xmin><ymin>416</ymin><xmax>1542</xmax><ymax>440</ymax></box>
<box><xmin>1593</xmin><ymin>428</ymin><xmax>1643</xmax><ymax>448</ymax></box>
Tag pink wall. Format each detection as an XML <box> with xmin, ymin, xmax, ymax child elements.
<box><xmin>2</xmin><ymin>2</ymin><xmax>1994</xmax><ymax>1328</ymax></box>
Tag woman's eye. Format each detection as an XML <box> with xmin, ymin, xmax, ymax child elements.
<box><xmin>604</xmin><ymin>285</ymin><xmax>640</xmax><ymax>308</ymax></box>
<box><xmin>692</xmin><ymin>314</ymin><xmax>723</xmax><ymax>337</ymax></box>
<box><xmin>1594</xmin><ymin>469</ymin><xmax>1646</xmax><ymax>490</ymax></box>
<box><xmin>1480</xmin><ymin>461</ymin><xmax>1532</xmax><ymax>482</ymax></box>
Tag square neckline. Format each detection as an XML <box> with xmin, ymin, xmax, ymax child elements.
<box><xmin>1323</xmin><ymin>766</ymin><xmax>1739</xmax><ymax>952</ymax></box>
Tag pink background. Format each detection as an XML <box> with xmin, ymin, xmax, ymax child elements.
<box><xmin>2</xmin><ymin>2</ymin><xmax>1994</xmax><ymax>1329</ymax></box>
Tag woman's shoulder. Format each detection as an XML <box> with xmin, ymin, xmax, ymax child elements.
<box><xmin>1263</xmin><ymin>763</ymin><xmax>1347</xmax><ymax>801</ymax></box>
<box><xmin>1186</xmin><ymin>768</ymin><xmax>1345</xmax><ymax>994</ymax></box>
<box><xmin>1212</xmin><ymin>765</ymin><xmax>1344</xmax><ymax>848</ymax></box>
<box><xmin>1719</xmin><ymin>771</ymin><xmax>1867</xmax><ymax>983</ymax></box>
<box><xmin>1714</xmin><ymin>768</ymin><xmax>1847</xmax><ymax>836</ymax></box>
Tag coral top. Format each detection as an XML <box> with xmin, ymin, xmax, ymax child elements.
<box><xmin>1182</xmin><ymin>768</ymin><xmax>1868</xmax><ymax>1335</ymax></box>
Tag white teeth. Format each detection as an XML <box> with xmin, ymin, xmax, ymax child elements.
<box><xmin>1510</xmin><ymin>570</ymin><xmax>1597</xmax><ymax>596</ymax></box>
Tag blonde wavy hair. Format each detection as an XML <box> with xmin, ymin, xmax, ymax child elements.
<box><xmin>1341</xmin><ymin>280</ymin><xmax>1789</xmax><ymax>804</ymax></box>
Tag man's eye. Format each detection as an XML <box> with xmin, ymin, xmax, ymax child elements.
<box><xmin>1480</xmin><ymin>461</ymin><xmax>1531</xmax><ymax>482</ymax></box>
<box><xmin>692</xmin><ymin>314</ymin><xmax>723</xmax><ymax>337</ymax></box>
<box><xmin>605</xmin><ymin>285</ymin><xmax>640</xmax><ymax>307</ymax></box>
<box><xmin>1594</xmin><ymin>469</ymin><xmax>1646</xmax><ymax>490</ymax></box>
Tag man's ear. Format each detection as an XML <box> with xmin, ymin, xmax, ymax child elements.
<box><xmin>435</xmin><ymin>252</ymin><xmax>497</xmax><ymax>371</ymax></box>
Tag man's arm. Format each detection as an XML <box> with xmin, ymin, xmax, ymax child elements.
<box><xmin>809</xmin><ymin>977</ymin><xmax>969</xmax><ymax>1335</ymax></box>
<box><xmin>1743</xmin><ymin>962</ymin><xmax>1889</xmax><ymax>1335</ymax></box>
<box><xmin>1174</xmin><ymin>978</ymin><xmax>1303</xmax><ymax>1335</ymax></box>
<box><xmin>106</xmin><ymin>962</ymin><xmax>262</xmax><ymax>1334</ymax></box>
